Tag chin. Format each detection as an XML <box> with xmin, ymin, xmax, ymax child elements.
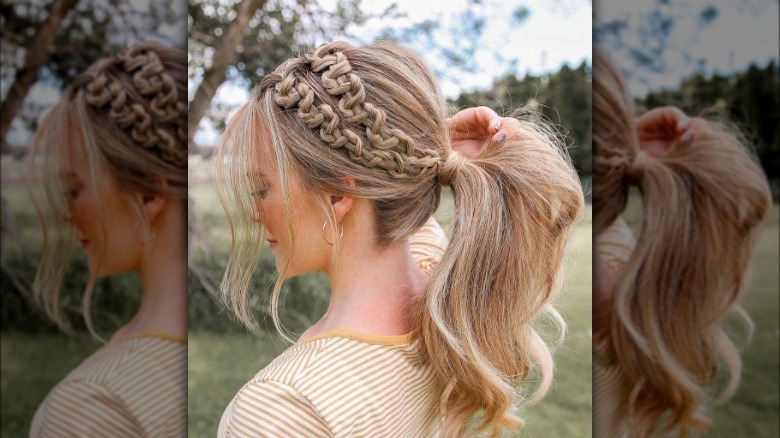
<box><xmin>275</xmin><ymin>261</ymin><xmax>305</xmax><ymax>277</ymax></box>
<box><xmin>89</xmin><ymin>265</ymin><xmax>113</xmax><ymax>279</ymax></box>
<box><xmin>87</xmin><ymin>258</ymin><xmax>126</xmax><ymax>279</ymax></box>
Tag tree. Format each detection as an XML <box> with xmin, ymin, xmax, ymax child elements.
<box><xmin>187</xmin><ymin>0</ymin><xmax>392</xmax><ymax>151</ymax></box>
<box><xmin>0</xmin><ymin>0</ymin><xmax>79</xmax><ymax>149</ymax></box>
<box><xmin>452</xmin><ymin>60</ymin><xmax>593</xmax><ymax>177</ymax></box>
<box><xmin>1</xmin><ymin>0</ymin><xmax>185</xmax><ymax>150</ymax></box>
<box><xmin>187</xmin><ymin>0</ymin><xmax>265</xmax><ymax>152</ymax></box>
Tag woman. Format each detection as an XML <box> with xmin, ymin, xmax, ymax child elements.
<box><xmin>26</xmin><ymin>42</ymin><xmax>188</xmax><ymax>437</ymax></box>
<box><xmin>216</xmin><ymin>40</ymin><xmax>584</xmax><ymax>437</ymax></box>
<box><xmin>592</xmin><ymin>50</ymin><xmax>772</xmax><ymax>437</ymax></box>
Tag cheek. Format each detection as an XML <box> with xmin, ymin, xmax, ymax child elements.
<box><xmin>290</xmin><ymin>210</ymin><xmax>335</xmax><ymax>272</ymax></box>
<box><xmin>70</xmin><ymin>200</ymin><xmax>97</xmax><ymax>235</ymax></box>
<box><xmin>260</xmin><ymin>201</ymin><xmax>284</xmax><ymax>238</ymax></box>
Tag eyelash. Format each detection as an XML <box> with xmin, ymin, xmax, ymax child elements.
<box><xmin>63</xmin><ymin>188</ymin><xmax>81</xmax><ymax>200</ymax></box>
<box><xmin>251</xmin><ymin>188</ymin><xmax>268</xmax><ymax>199</ymax></box>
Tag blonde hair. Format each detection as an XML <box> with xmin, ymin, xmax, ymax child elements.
<box><xmin>27</xmin><ymin>42</ymin><xmax>187</xmax><ymax>336</ymax></box>
<box><xmin>217</xmin><ymin>40</ymin><xmax>583</xmax><ymax>436</ymax></box>
<box><xmin>593</xmin><ymin>49</ymin><xmax>771</xmax><ymax>436</ymax></box>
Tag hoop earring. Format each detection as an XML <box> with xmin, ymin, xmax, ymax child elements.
<box><xmin>133</xmin><ymin>218</ymin><xmax>156</xmax><ymax>245</ymax></box>
<box><xmin>322</xmin><ymin>219</ymin><xmax>344</xmax><ymax>246</ymax></box>
<box><xmin>133</xmin><ymin>219</ymin><xmax>144</xmax><ymax>244</ymax></box>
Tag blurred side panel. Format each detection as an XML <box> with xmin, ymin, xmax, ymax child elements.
<box><xmin>1</xmin><ymin>0</ymin><xmax>187</xmax><ymax>436</ymax></box>
<box><xmin>592</xmin><ymin>0</ymin><xmax>778</xmax><ymax>436</ymax></box>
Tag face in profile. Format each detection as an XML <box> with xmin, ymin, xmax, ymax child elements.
<box><xmin>59</xmin><ymin>139</ymin><xmax>145</xmax><ymax>278</ymax></box>
<box><xmin>248</xmin><ymin>137</ymin><xmax>334</xmax><ymax>277</ymax></box>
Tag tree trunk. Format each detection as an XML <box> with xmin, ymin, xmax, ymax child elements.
<box><xmin>187</xmin><ymin>0</ymin><xmax>265</xmax><ymax>154</ymax></box>
<box><xmin>1</xmin><ymin>0</ymin><xmax>80</xmax><ymax>151</ymax></box>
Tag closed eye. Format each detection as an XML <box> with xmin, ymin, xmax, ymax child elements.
<box><xmin>63</xmin><ymin>187</ymin><xmax>81</xmax><ymax>200</ymax></box>
<box><xmin>250</xmin><ymin>188</ymin><xmax>268</xmax><ymax>199</ymax></box>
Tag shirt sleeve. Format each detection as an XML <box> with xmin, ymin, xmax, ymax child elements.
<box><xmin>409</xmin><ymin>217</ymin><xmax>449</xmax><ymax>274</ymax></box>
<box><xmin>30</xmin><ymin>379</ymin><xmax>144</xmax><ymax>437</ymax></box>
<box><xmin>219</xmin><ymin>380</ymin><xmax>332</xmax><ymax>438</ymax></box>
<box><xmin>595</xmin><ymin>216</ymin><xmax>636</xmax><ymax>276</ymax></box>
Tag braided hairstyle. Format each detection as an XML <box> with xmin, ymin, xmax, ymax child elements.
<box><xmin>73</xmin><ymin>42</ymin><xmax>188</xmax><ymax>194</ymax></box>
<box><xmin>27</xmin><ymin>42</ymin><xmax>187</xmax><ymax>334</ymax></box>
<box><xmin>217</xmin><ymin>40</ymin><xmax>584</xmax><ymax>437</ymax></box>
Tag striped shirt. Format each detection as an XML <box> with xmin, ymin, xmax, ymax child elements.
<box><xmin>593</xmin><ymin>217</ymin><xmax>635</xmax><ymax>438</ymax></box>
<box><xmin>218</xmin><ymin>217</ymin><xmax>449</xmax><ymax>437</ymax></box>
<box><xmin>30</xmin><ymin>331</ymin><xmax>187</xmax><ymax>438</ymax></box>
<box><xmin>594</xmin><ymin>216</ymin><xmax>636</xmax><ymax>278</ymax></box>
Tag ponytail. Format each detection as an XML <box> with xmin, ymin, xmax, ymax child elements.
<box><xmin>416</xmin><ymin>114</ymin><xmax>584</xmax><ymax>436</ymax></box>
<box><xmin>593</xmin><ymin>50</ymin><xmax>771</xmax><ymax>436</ymax></box>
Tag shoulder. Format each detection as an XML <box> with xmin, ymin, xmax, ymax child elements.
<box><xmin>595</xmin><ymin>216</ymin><xmax>636</xmax><ymax>274</ymax></box>
<box><xmin>73</xmin><ymin>336</ymin><xmax>187</xmax><ymax>403</ymax></box>
<box><xmin>258</xmin><ymin>335</ymin><xmax>426</xmax><ymax>387</ymax></box>
<box><xmin>31</xmin><ymin>378</ymin><xmax>144</xmax><ymax>437</ymax></box>
<box><xmin>31</xmin><ymin>335</ymin><xmax>186</xmax><ymax>437</ymax></box>
<box><xmin>220</xmin><ymin>379</ymin><xmax>331</xmax><ymax>437</ymax></box>
<box><xmin>220</xmin><ymin>336</ymin><xmax>437</xmax><ymax>436</ymax></box>
<box><xmin>410</xmin><ymin>216</ymin><xmax>449</xmax><ymax>273</ymax></box>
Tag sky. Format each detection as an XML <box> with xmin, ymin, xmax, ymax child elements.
<box><xmin>198</xmin><ymin>0</ymin><xmax>593</xmax><ymax>144</ymax></box>
<box><xmin>345</xmin><ymin>0</ymin><xmax>593</xmax><ymax>97</ymax></box>
<box><xmin>595</xmin><ymin>0</ymin><xmax>779</xmax><ymax>97</ymax></box>
<box><xmin>6</xmin><ymin>0</ymin><xmax>777</xmax><ymax>145</ymax></box>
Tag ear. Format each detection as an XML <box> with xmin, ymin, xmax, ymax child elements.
<box><xmin>140</xmin><ymin>177</ymin><xmax>169</xmax><ymax>224</ymax></box>
<box><xmin>330</xmin><ymin>177</ymin><xmax>356</xmax><ymax>223</ymax></box>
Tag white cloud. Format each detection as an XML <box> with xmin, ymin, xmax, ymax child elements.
<box><xmin>596</xmin><ymin>0</ymin><xmax>778</xmax><ymax>96</ymax></box>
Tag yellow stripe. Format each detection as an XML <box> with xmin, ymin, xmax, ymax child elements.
<box><xmin>296</xmin><ymin>328</ymin><xmax>417</xmax><ymax>346</ymax></box>
<box><xmin>31</xmin><ymin>336</ymin><xmax>187</xmax><ymax>437</ymax></box>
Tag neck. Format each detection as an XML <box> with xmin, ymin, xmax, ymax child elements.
<box><xmin>302</xmin><ymin>236</ymin><xmax>427</xmax><ymax>341</ymax></box>
<box><xmin>113</xmin><ymin>203</ymin><xmax>188</xmax><ymax>342</ymax></box>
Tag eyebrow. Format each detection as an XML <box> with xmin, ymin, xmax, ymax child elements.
<box><xmin>59</xmin><ymin>171</ymin><xmax>79</xmax><ymax>181</ymax></box>
<box><xmin>246</xmin><ymin>171</ymin><xmax>270</xmax><ymax>184</ymax></box>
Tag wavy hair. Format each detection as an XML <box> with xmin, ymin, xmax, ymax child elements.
<box><xmin>216</xmin><ymin>40</ymin><xmax>583</xmax><ymax>436</ymax></box>
<box><xmin>27</xmin><ymin>42</ymin><xmax>187</xmax><ymax>336</ymax></box>
<box><xmin>593</xmin><ymin>49</ymin><xmax>771</xmax><ymax>436</ymax></box>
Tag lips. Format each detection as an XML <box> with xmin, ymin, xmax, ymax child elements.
<box><xmin>266</xmin><ymin>237</ymin><xmax>277</xmax><ymax>249</ymax></box>
<box><xmin>79</xmin><ymin>239</ymin><xmax>90</xmax><ymax>249</ymax></box>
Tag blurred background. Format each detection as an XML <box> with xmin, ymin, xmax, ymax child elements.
<box><xmin>186</xmin><ymin>0</ymin><xmax>593</xmax><ymax>436</ymax></box>
<box><xmin>1</xmin><ymin>0</ymin><xmax>186</xmax><ymax>435</ymax></box>
<box><xmin>595</xmin><ymin>0</ymin><xmax>778</xmax><ymax>436</ymax></box>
